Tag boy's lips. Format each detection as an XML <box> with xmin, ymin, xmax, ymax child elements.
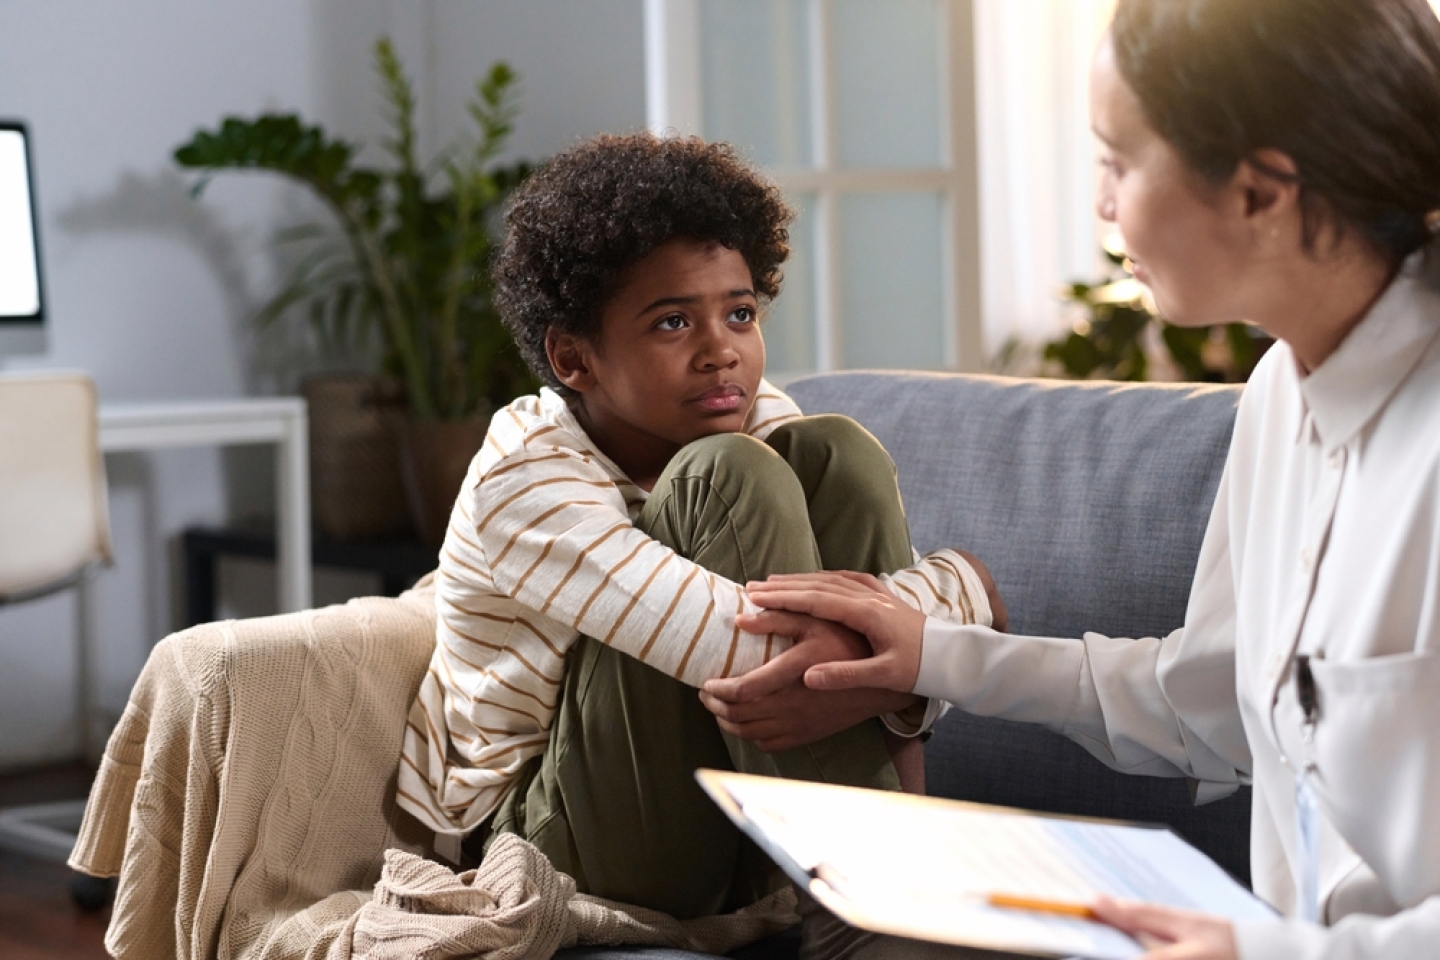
<box><xmin>693</xmin><ymin>383</ymin><xmax>746</xmax><ymax>412</ymax></box>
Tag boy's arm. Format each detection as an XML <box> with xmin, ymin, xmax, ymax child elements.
<box><xmin>477</xmin><ymin>447</ymin><xmax>785</xmax><ymax>687</ymax></box>
<box><xmin>701</xmin><ymin>552</ymin><xmax>1003</xmax><ymax>742</ymax></box>
<box><xmin>878</xmin><ymin>549</ymin><xmax>997</xmax><ymax>628</ymax></box>
<box><xmin>874</xmin><ymin>549</ymin><xmax>999</xmax><ymax>735</ymax></box>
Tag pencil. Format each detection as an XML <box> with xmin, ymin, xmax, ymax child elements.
<box><xmin>986</xmin><ymin>893</ymin><xmax>1098</xmax><ymax>920</ymax></box>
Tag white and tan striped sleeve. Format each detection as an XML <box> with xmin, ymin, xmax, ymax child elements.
<box><xmin>477</xmin><ymin>448</ymin><xmax>787</xmax><ymax>687</ymax></box>
<box><xmin>397</xmin><ymin>664</ymin><xmax>551</xmax><ymax>835</ymax></box>
<box><xmin>880</xmin><ymin>549</ymin><xmax>993</xmax><ymax>627</ymax></box>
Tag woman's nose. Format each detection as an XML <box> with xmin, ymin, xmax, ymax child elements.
<box><xmin>1096</xmin><ymin>186</ymin><xmax>1117</xmax><ymax>223</ymax></box>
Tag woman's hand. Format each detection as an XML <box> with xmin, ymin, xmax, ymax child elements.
<box><xmin>1091</xmin><ymin>896</ymin><xmax>1238</xmax><ymax>960</ymax></box>
<box><xmin>699</xmin><ymin>612</ymin><xmax>920</xmax><ymax>751</ymax></box>
<box><xmin>736</xmin><ymin>571</ymin><xmax>928</xmax><ymax>693</ymax></box>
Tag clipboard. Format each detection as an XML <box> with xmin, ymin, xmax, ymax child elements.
<box><xmin>697</xmin><ymin>769</ymin><xmax>1273</xmax><ymax>960</ymax></box>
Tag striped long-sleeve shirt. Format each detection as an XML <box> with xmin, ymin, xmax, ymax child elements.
<box><xmin>396</xmin><ymin>381</ymin><xmax>993</xmax><ymax>835</ymax></box>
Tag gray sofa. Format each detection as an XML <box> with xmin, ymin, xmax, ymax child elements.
<box><xmin>79</xmin><ymin>371</ymin><xmax>1249</xmax><ymax>960</ymax></box>
<box><xmin>563</xmin><ymin>370</ymin><xmax>1249</xmax><ymax>959</ymax></box>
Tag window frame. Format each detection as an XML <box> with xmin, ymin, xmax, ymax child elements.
<box><xmin>644</xmin><ymin>0</ymin><xmax>982</xmax><ymax>377</ymax></box>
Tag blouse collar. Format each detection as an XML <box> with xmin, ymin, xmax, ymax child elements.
<box><xmin>1296</xmin><ymin>240</ymin><xmax>1440</xmax><ymax>453</ymax></box>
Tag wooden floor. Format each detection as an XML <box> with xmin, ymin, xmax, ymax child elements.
<box><xmin>0</xmin><ymin>763</ymin><xmax>110</xmax><ymax>959</ymax></box>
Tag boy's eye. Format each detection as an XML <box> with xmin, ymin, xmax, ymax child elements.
<box><xmin>729</xmin><ymin>306</ymin><xmax>756</xmax><ymax>324</ymax></box>
<box><xmin>656</xmin><ymin>314</ymin><xmax>688</xmax><ymax>331</ymax></box>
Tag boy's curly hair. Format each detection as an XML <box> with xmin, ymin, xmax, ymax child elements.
<box><xmin>493</xmin><ymin>132</ymin><xmax>793</xmax><ymax>393</ymax></box>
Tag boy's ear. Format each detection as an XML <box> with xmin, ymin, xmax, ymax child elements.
<box><xmin>545</xmin><ymin>328</ymin><xmax>596</xmax><ymax>393</ymax></box>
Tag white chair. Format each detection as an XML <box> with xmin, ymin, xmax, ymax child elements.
<box><xmin>0</xmin><ymin>371</ymin><xmax>113</xmax><ymax>872</ymax></box>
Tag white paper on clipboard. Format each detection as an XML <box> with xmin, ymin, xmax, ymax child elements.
<box><xmin>697</xmin><ymin>769</ymin><xmax>1273</xmax><ymax>960</ymax></box>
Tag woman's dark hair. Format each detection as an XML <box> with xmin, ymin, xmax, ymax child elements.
<box><xmin>1112</xmin><ymin>0</ymin><xmax>1440</xmax><ymax>261</ymax></box>
<box><xmin>493</xmin><ymin>132</ymin><xmax>793</xmax><ymax>393</ymax></box>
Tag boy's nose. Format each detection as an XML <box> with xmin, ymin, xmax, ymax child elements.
<box><xmin>696</xmin><ymin>347</ymin><xmax>740</xmax><ymax>370</ymax></box>
<box><xmin>695</xmin><ymin>331</ymin><xmax>740</xmax><ymax>369</ymax></box>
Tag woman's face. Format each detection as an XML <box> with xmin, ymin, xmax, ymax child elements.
<box><xmin>1090</xmin><ymin>39</ymin><xmax>1253</xmax><ymax>327</ymax></box>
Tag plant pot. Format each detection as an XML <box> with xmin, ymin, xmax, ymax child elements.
<box><xmin>399</xmin><ymin>413</ymin><xmax>491</xmax><ymax>550</ymax></box>
<box><xmin>301</xmin><ymin>374</ymin><xmax>414</xmax><ymax>541</ymax></box>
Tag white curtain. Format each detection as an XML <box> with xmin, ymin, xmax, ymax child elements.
<box><xmin>975</xmin><ymin>0</ymin><xmax>1115</xmax><ymax>354</ymax></box>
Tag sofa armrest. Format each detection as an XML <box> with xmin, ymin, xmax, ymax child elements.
<box><xmin>73</xmin><ymin>584</ymin><xmax>439</xmax><ymax>960</ymax></box>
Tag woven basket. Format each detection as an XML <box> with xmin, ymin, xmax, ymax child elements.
<box><xmin>398</xmin><ymin>412</ymin><xmax>490</xmax><ymax>549</ymax></box>
<box><xmin>302</xmin><ymin>374</ymin><xmax>414</xmax><ymax>541</ymax></box>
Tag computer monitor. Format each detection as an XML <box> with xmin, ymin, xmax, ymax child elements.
<box><xmin>0</xmin><ymin>121</ymin><xmax>46</xmax><ymax>357</ymax></box>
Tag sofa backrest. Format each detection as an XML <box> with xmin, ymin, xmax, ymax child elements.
<box><xmin>787</xmin><ymin>371</ymin><xmax>1253</xmax><ymax>884</ymax></box>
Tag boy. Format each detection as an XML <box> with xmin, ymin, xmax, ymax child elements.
<box><xmin>397</xmin><ymin>133</ymin><xmax>994</xmax><ymax>932</ymax></box>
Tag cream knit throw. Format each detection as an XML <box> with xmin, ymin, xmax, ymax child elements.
<box><xmin>342</xmin><ymin>836</ymin><xmax>799</xmax><ymax>959</ymax></box>
<box><xmin>69</xmin><ymin>584</ymin><xmax>799</xmax><ymax>960</ymax></box>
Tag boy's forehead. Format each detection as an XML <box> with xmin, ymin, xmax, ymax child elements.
<box><xmin>610</xmin><ymin>240</ymin><xmax>755</xmax><ymax>309</ymax></box>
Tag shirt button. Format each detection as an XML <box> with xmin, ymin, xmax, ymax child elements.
<box><xmin>1300</xmin><ymin>547</ymin><xmax>1316</xmax><ymax>573</ymax></box>
<box><xmin>1328</xmin><ymin>449</ymin><xmax>1344</xmax><ymax>470</ymax></box>
<box><xmin>1266</xmin><ymin>653</ymin><xmax>1284</xmax><ymax>680</ymax></box>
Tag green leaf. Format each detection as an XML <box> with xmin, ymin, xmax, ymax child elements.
<box><xmin>174</xmin><ymin>36</ymin><xmax>535</xmax><ymax>418</ymax></box>
<box><xmin>375</xmin><ymin>37</ymin><xmax>419</xmax><ymax>179</ymax></box>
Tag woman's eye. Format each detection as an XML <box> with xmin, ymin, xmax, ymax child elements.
<box><xmin>656</xmin><ymin>315</ymin><xmax>687</xmax><ymax>331</ymax></box>
<box><xmin>729</xmin><ymin>306</ymin><xmax>756</xmax><ymax>324</ymax></box>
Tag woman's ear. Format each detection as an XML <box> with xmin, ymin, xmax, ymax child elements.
<box><xmin>545</xmin><ymin>328</ymin><xmax>596</xmax><ymax>393</ymax></box>
<box><xmin>1236</xmin><ymin>148</ymin><xmax>1302</xmax><ymax>233</ymax></box>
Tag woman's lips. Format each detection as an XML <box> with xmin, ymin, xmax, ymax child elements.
<box><xmin>694</xmin><ymin>384</ymin><xmax>745</xmax><ymax>412</ymax></box>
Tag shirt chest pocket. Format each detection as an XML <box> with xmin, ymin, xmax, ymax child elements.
<box><xmin>1307</xmin><ymin>649</ymin><xmax>1440</xmax><ymax>908</ymax></box>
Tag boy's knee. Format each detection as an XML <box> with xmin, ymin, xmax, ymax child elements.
<box><xmin>671</xmin><ymin>431</ymin><xmax>783</xmax><ymax>477</ymax></box>
<box><xmin>664</xmin><ymin>432</ymin><xmax>804</xmax><ymax>504</ymax></box>
<box><xmin>644</xmin><ymin>433</ymin><xmax>818</xmax><ymax>577</ymax></box>
<box><xmin>769</xmin><ymin>415</ymin><xmax>896</xmax><ymax>480</ymax></box>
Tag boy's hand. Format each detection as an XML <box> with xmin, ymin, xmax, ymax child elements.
<box><xmin>711</xmin><ymin>609</ymin><xmax>871</xmax><ymax>700</ymax></box>
<box><xmin>699</xmin><ymin>674</ymin><xmax>920</xmax><ymax>752</ymax></box>
<box><xmin>699</xmin><ymin>613</ymin><xmax>919</xmax><ymax>751</ymax></box>
<box><xmin>738</xmin><ymin>572</ymin><xmax>927</xmax><ymax>694</ymax></box>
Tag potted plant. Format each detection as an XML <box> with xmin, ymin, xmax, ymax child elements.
<box><xmin>174</xmin><ymin>37</ymin><xmax>537</xmax><ymax>546</ymax></box>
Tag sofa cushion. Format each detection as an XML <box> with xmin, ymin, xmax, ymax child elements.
<box><xmin>788</xmin><ymin>372</ymin><xmax>1252</xmax><ymax>885</ymax></box>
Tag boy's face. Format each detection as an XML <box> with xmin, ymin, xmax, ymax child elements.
<box><xmin>547</xmin><ymin>238</ymin><xmax>765</xmax><ymax>487</ymax></box>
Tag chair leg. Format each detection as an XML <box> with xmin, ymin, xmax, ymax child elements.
<box><xmin>70</xmin><ymin>872</ymin><xmax>115</xmax><ymax>913</ymax></box>
<box><xmin>183</xmin><ymin>529</ymin><xmax>218</xmax><ymax>626</ymax></box>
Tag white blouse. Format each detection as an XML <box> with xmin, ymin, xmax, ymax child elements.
<box><xmin>914</xmin><ymin>243</ymin><xmax>1440</xmax><ymax>958</ymax></box>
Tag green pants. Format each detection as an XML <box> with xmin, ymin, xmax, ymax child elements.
<box><xmin>474</xmin><ymin>415</ymin><xmax>915</xmax><ymax>920</ymax></box>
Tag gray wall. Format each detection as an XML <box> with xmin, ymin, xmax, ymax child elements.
<box><xmin>0</xmin><ymin>0</ymin><xmax>644</xmax><ymax>770</ymax></box>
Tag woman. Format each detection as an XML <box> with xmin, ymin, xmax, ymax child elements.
<box><xmin>701</xmin><ymin>0</ymin><xmax>1440</xmax><ymax>957</ymax></box>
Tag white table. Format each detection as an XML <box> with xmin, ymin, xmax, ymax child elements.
<box><xmin>98</xmin><ymin>397</ymin><xmax>312</xmax><ymax>612</ymax></box>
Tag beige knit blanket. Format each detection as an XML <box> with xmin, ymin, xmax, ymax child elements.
<box><xmin>336</xmin><ymin>836</ymin><xmax>797</xmax><ymax>959</ymax></box>
<box><xmin>69</xmin><ymin>583</ymin><xmax>797</xmax><ymax>960</ymax></box>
